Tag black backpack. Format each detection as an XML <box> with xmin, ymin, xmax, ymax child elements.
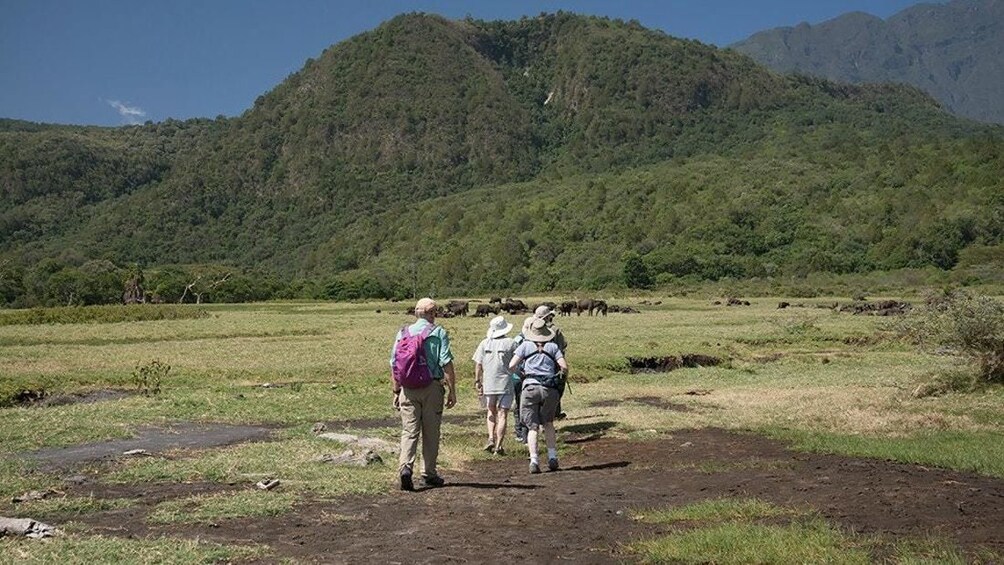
<box><xmin>525</xmin><ymin>342</ymin><xmax>564</xmax><ymax>389</ymax></box>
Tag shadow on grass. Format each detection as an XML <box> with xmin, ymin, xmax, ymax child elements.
<box><xmin>436</xmin><ymin>482</ymin><xmax>541</xmax><ymax>491</ymax></box>
<box><xmin>564</xmin><ymin>433</ymin><xmax>605</xmax><ymax>444</ymax></box>
<box><xmin>561</xmin><ymin>421</ymin><xmax>617</xmax><ymax>434</ymax></box>
<box><xmin>561</xmin><ymin>461</ymin><xmax>630</xmax><ymax>472</ymax></box>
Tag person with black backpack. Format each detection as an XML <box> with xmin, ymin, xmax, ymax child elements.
<box><xmin>508</xmin><ymin>318</ymin><xmax>568</xmax><ymax>474</ymax></box>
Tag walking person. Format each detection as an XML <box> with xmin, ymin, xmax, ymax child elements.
<box><xmin>513</xmin><ymin>304</ymin><xmax>569</xmax><ymax>442</ymax></box>
<box><xmin>390</xmin><ymin>298</ymin><xmax>457</xmax><ymax>491</ymax></box>
<box><xmin>521</xmin><ymin>304</ymin><xmax>569</xmax><ymax>415</ymax></box>
<box><xmin>509</xmin><ymin>318</ymin><xmax>568</xmax><ymax>474</ymax></box>
<box><xmin>472</xmin><ymin>315</ymin><xmax>517</xmax><ymax>455</ymax></box>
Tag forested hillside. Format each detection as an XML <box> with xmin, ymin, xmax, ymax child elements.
<box><xmin>1</xmin><ymin>12</ymin><xmax>1002</xmax><ymax>305</ymax></box>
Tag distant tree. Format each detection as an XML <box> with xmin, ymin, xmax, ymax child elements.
<box><xmin>623</xmin><ymin>251</ymin><xmax>653</xmax><ymax>289</ymax></box>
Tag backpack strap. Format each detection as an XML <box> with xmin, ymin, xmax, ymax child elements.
<box><xmin>419</xmin><ymin>323</ymin><xmax>436</xmax><ymax>339</ymax></box>
<box><xmin>524</xmin><ymin>342</ymin><xmax>559</xmax><ymax>370</ymax></box>
<box><xmin>401</xmin><ymin>323</ymin><xmax>435</xmax><ymax>341</ymax></box>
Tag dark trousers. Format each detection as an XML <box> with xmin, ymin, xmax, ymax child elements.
<box><xmin>513</xmin><ymin>375</ymin><xmax>527</xmax><ymax>440</ymax></box>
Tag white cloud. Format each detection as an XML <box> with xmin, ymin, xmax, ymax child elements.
<box><xmin>106</xmin><ymin>99</ymin><xmax>147</xmax><ymax>124</ymax></box>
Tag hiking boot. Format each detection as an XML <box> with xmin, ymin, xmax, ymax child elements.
<box><xmin>423</xmin><ymin>475</ymin><xmax>445</xmax><ymax>488</ymax></box>
<box><xmin>548</xmin><ymin>457</ymin><xmax>560</xmax><ymax>472</ymax></box>
<box><xmin>399</xmin><ymin>469</ymin><xmax>414</xmax><ymax>492</ymax></box>
<box><xmin>529</xmin><ymin>462</ymin><xmax>540</xmax><ymax>474</ymax></box>
<box><xmin>493</xmin><ymin>446</ymin><xmax>505</xmax><ymax>456</ymax></box>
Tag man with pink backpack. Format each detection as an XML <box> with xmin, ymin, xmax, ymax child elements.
<box><xmin>390</xmin><ymin>297</ymin><xmax>457</xmax><ymax>491</ymax></box>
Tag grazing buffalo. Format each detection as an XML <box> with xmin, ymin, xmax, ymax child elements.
<box><xmin>474</xmin><ymin>304</ymin><xmax>500</xmax><ymax>317</ymax></box>
<box><xmin>559</xmin><ymin>301</ymin><xmax>576</xmax><ymax>316</ymax></box>
<box><xmin>489</xmin><ymin>297</ymin><xmax>502</xmax><ymax>304</ymax></box>
<box><xmin>576</xmin><ymin>299</ymin><xmax>607</xmax><ymax>316</ymax></box>
<box><xmin>445</xmin><ymin>300</ymin><xmax>469</xmax><ymax>317</ymax></box>
<box><xmin>501</xmin><ymin>299</ymin><xmax>529</xmax><ymax>314</ymax></box>
<box><xmin>592</xmin><ymin>300</ymin><xmax>608</xmax><ymax>316</ymax></box>
<box><xmin>534</xmin><ymin>301</ymin><xmax>557</xmax><ymax>313</ymax></box>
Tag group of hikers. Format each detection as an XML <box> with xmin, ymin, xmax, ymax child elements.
<box><xmin>390</xmin><ymin>297</ymin><xmax>567</xmax><ymax>490</ymax></box>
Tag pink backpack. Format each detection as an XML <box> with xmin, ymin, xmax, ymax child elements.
<box><xmin>392</xmin><ymin>323</ymin><xmax>436</xmax><ymax>389</ymax></box>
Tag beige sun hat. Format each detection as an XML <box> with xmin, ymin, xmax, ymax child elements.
<box><xmin>534</xmin><ymin>305</ymin><xmax>556</xmax><ymax>319</ymax></box>
<box><xmin>486</xmin><ymin>315</ymin><xmax>513</xmax><ymax>339</ymax></box>
<box><xmin>414</xmin><ymin>297</ymin><xmax>437</xmax><ymax>315</ymax></box>
<box><xmin>525</xmin><ymin>317</ymin><xmax>555</xmax><ymax>343</ymax></box>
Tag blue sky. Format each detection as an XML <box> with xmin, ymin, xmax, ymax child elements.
<box><xmin>1</xmin><ymin>0</ymin><xmax>928</xmax><ymax>126</ymax></box>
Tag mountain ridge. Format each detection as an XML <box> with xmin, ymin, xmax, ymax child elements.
<box><xmin>1</xmin><ymin>12</ymin><xmax>1001</xmax><ymax>304</ymax></box>
<box><xmin>732</xmin><ymin>0</ymin><xmax>1004</xmax><ymax>124</ymax></box>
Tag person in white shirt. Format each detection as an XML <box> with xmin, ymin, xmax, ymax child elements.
<box><xmin>472</xmin><ymin>315</ymin><xmax>517</xmax><ymax>455</ymax></box>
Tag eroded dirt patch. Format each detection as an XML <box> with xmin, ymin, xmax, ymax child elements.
<box><xmin>626</xmin><ymin>354</ymin><xmax>722</xmax><ymax>373</ymax></box>
<box><xmin>7</xmin><ymin>388</ymin><xmax>134</xmax><ymax>408</ymax></box>
<box><xmin>65</xmin><ymin>429</ymin><xmax>1004</xmax><ymax>563</ymax></box>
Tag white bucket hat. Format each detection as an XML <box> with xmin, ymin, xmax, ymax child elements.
<box><xmin>486</xmin><ymin>315</ymin><xmax>513</xmax><ymax>339</ymax></box>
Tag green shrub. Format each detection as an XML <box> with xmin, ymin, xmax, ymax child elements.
<box><xmin>131</xmin><ymin>360</ymin><xmax>171</xmax><ymax>396</ymax></box>
<box><xmin>899</xmin><ymin>290</ymin><xmax>1004</xmax><ymax>384</ymax></box>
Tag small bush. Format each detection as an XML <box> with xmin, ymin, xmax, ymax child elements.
<box><xmin>132</xmin><ymin>360</ymin><xmax>171</xmax><ymax>396</ymax></box>
<box><xmin>899</xmin><ymin>290</ymin><xmax>1004</xmax><ymax>384</ymax></box>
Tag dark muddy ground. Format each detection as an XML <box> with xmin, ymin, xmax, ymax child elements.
<box><xmin>22</xmin><ymin>422</ymin><xmax>275</xmax><ymax>471</ymax></box>
<box><xmin>51</xmin><ymin>428</ymin><xmax>1004</xmax><ymax>563</ymax></box>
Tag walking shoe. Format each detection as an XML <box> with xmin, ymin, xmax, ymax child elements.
<box><xmin>529</xmin><ymin>462</ymin><xmax>540</xmax><ymax>474</ymax></box>
<box><xmin>483</xmin><ymin>443</ymin><xmax>495</xmax><ymax>453</ymax></box>
<box><xmin>548</xmin><ymin>457</ymin><xmax>560</xmax><ymax>472</ymax></box>
<box><xmin>423</xmin><ymin>475</ymin><xmax>445</xmax><ymax>488</ymax></box>
<box><xmin>493</xmin><ymin>446</ymin><xmax>505</xmax><ymax>456</ymax></box>
<box><xmin>556</xmin><ymin>412</ymin><xmax>567</xmax><ymax>420</ymax></box>
<box><xmin>399</xmin><ymin>469</ymin><xmax>414</xmax><ymax>492</ymax></box>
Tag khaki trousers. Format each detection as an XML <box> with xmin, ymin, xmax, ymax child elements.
<box><xmin>398</xmin><ymin>380</ymin><xmax>445</xmax><ymax>478</ymax></box>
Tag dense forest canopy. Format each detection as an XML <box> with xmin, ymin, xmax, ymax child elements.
<box><xmin>1</xmin><ymin>13</ymin><xmax>1002</xmax><ymax>306</ymax></box>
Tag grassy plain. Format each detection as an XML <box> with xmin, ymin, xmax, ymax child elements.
<box><xmin>631</xmin><ymin>498</ymin><xmax>973</xmax><ymax>564</ymax></box>
<box><xmin>1</xmin><ymin>296</ymin><xmax>1001</xmax><ymax>561</ymax></box>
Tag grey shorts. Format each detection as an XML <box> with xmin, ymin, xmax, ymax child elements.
<box><xmin>520</xmin><ymin>383</ymin><xmax>559</xmax><ymax>431</ymax></box>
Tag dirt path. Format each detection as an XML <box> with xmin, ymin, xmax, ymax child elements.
<box><xmin>64</xmin><ymin>428</ymin><xmax>1004</xmax><ymax>563</ymax></box>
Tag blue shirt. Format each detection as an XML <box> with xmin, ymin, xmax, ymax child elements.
<box><xmin>389</xmin><ymin>319</ymin><xmax>454</xmax><ymax>380</ymax></box>
<box><xmin>513</xmin><ymin>341</ymin><xmax>563</xmax><ymax>378</ymax></box>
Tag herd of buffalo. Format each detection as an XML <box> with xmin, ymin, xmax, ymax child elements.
<box><xmin>404</xmin><ymin>298</ymin><xmax>636</xmax><ymax>318</ymax></box>
<box><xmin>399</xmin><ymin>297</ymin><xmax>911</xmax><ymax>318</ymax></box>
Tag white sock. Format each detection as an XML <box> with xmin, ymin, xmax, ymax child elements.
<box><xmin>528</xmin><ymin>430</ymin><xmax>539</xmax><ymax>464</ymax></box>
<box><xmin>547</xmin><ymin>448</ymin><xmax>558</xmax><ymax>459</ymax></box>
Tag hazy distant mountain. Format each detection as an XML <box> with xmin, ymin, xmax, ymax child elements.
<box><xmin>732</xmin><ymin>0</ymin><xmax>1004</xmax><ymax>124</ymax></box>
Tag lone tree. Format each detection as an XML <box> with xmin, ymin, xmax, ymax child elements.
<box><xmin>623</xmin><ymin>251</ymin><xmax>653</xmax><ymax>289</ymax></box>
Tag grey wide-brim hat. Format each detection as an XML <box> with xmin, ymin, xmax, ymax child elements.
<box><xmin>486</xmin><ymin>315</ymin><xmax>513</xmax><ymax>339</ymax></box>
<box><xmin>534</xmin><ymin>305</ymin><xmax>556</xmax><ymax>319</ymax></box>
<box><xmin>525</xmin><ymin>317</ymin><xmax>555</xmax><ymax>343</ymax></box>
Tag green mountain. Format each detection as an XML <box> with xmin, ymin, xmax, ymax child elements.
<box><xmin>732</xmin><ymin>0</ymin><xmax>1004</xmax><ymax>125</ymax></box>
<box><xmin>1</xmin><ymin>13</ymin><xmax>1002</xmax><ymax>304</ymax></box>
